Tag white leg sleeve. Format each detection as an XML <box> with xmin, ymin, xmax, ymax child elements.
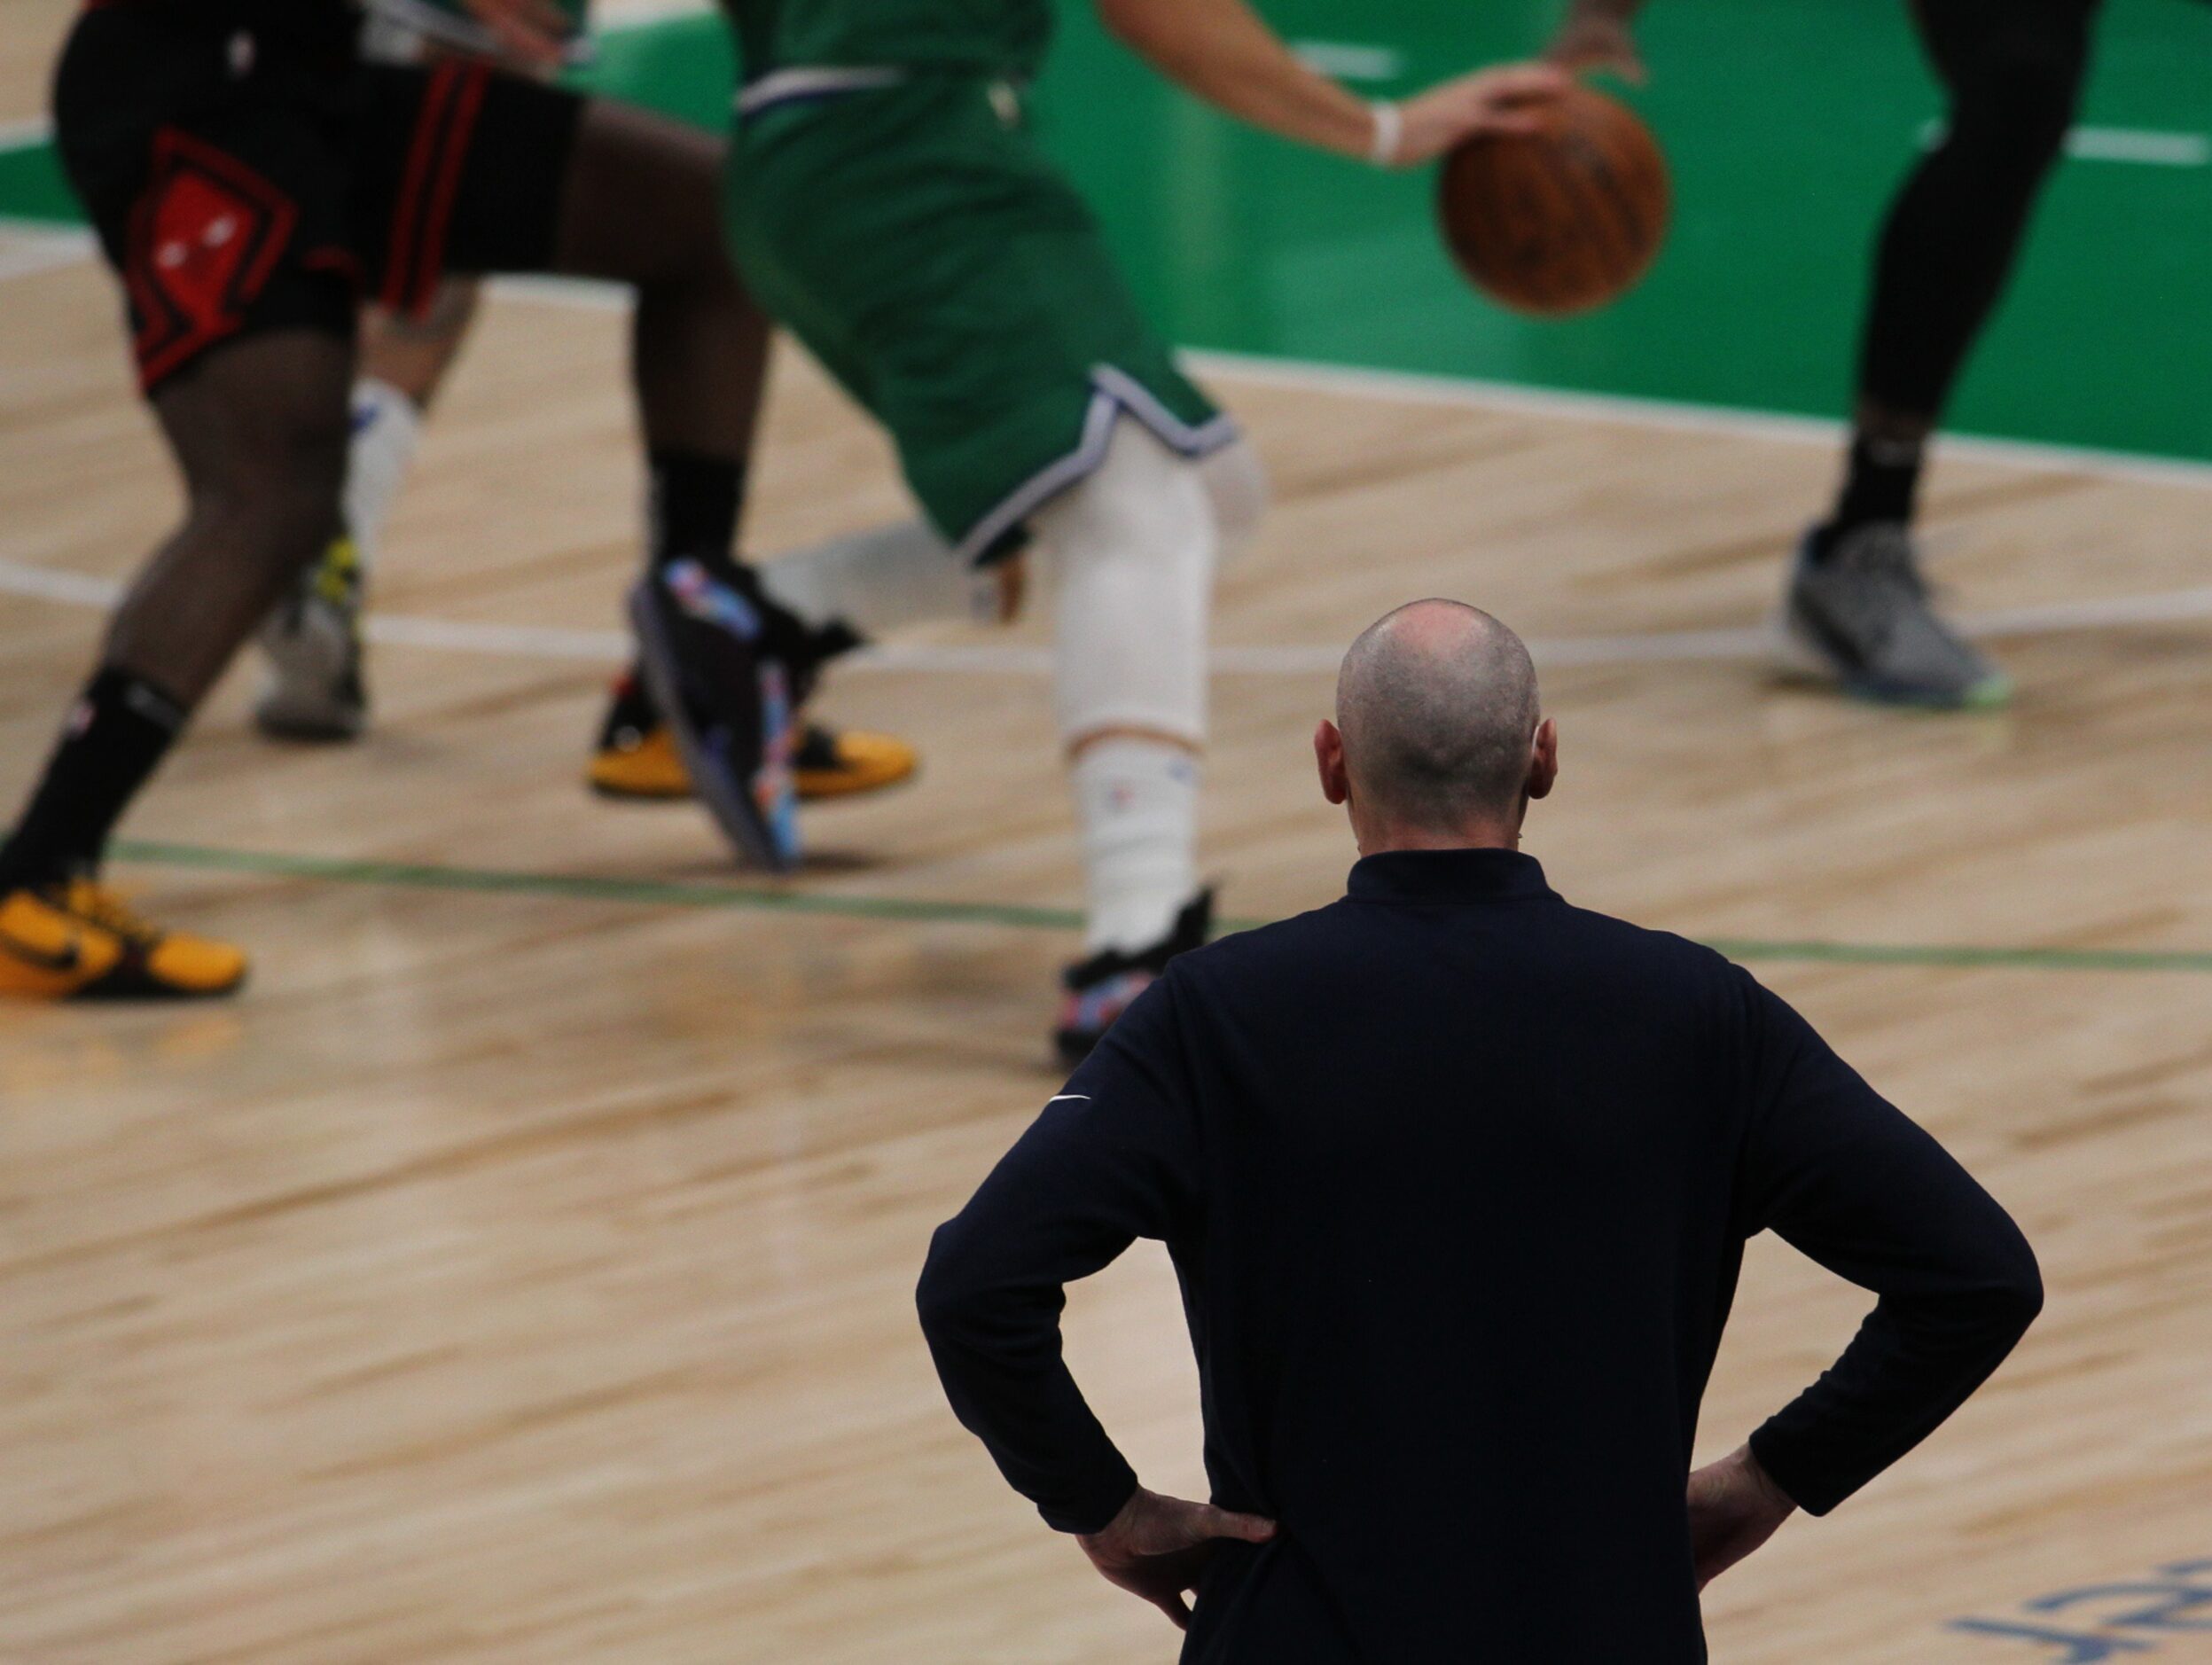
<box><xmin>342</xmin><ymin>378</ymin><xmax>422</xmax><ymax>571</ymax></box>
<box><xmin>1034</xmin><ymin>416</ymin><xmax>1220</xmax><ymax>952</ymax></box>
<box><xmin>1035</xmin><ymin>416</ymin><xmax>1217</xmax><ymax>747</ymax></box>
<box><xmin>755</xmin><ymin>519</ymin><xmax>1002</xmax><ymax>637</ymax></box>
<box><xmin>1071</xmin><ymin>737</ymin><xmax>1200</xmax><ymax>953</ymax></box>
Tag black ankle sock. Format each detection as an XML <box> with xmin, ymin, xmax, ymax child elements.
<box><xmin>0</xmin><ymin>668</ymin><xmax>187</xmax><ymax>892</ymax></box>
<box><xmin>647</xmin><ymin>448</ymin><xmax>745</xmax><ymax>574</ymax></box>
<box><xmin>1813</xmin><ymin>434</ymin><xmax>1926</xmax><ymax>561</ymax></box>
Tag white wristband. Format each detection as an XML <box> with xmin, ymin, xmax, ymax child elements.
<box><xmin>1366</xmin><ymin>99</ymin><xmax>1403</xmax><ymax>168</ymax></box>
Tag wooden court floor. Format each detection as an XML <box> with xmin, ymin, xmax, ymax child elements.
<box><xmin>5</xmin><ymin>79</ymin><xmax>2212</xmax><ymax>1665</ymax></box>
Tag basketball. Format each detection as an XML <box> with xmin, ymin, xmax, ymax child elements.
<box><xmin>1436</xmin><ymin>84</ymin><xmax>1670</xmax><ymax>317</ymax></box>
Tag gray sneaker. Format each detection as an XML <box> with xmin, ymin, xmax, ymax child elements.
<box><xmin>1778</xmin><ymin>523</ymin><xmax>2012</xmax><ymax>709</ymax></box>
<box><xmin>254</xmin><ymin>534</ymin><xmax>368</xmax><ymax>741</ymax></box>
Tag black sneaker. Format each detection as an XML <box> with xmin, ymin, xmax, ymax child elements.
<box><xmin>627</xmin><ymin>559</ymin><xmax>804</xmax><ymax>872</ymax></box>
<box><xmin>1053</xmin><ymin>889</ymin><xmax>1214</xmax><ymax>1067</ymax></box>
<box><xmin>1778</xmin><ymin>524</ymin><xmax>2012</xmax><ymax>708</ymax></box>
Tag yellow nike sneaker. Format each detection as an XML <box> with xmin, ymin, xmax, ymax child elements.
<box><xmin>589</xmin><ymin>676</ymin><xmax>918</xmax><ymax>802</ymax></box>
<box><xmin>793</xmin><ymin>725</ymin><xmax>920</xmax><ymax>800</ymax></box>
<box><xmin>0</xmin><ymin>880</ymin><xmax>247</xmax><ymax>1000</ymax></box>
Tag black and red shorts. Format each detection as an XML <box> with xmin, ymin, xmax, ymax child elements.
<box><xmin>54</xmin><ymin>2</ymin><xmax>583</xmax><ymax>392</ymax></box>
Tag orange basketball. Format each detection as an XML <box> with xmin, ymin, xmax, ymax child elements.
<box><xmin>1436</xmin><ymin>85</ymin><xmax>1670</xmax><ymax>317</ymax></box>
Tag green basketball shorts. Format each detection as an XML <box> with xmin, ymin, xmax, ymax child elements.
<box><xmin>724</xmin><ymin>71</ymin><xmax>1236</xmax><ymax>562</ymax></box>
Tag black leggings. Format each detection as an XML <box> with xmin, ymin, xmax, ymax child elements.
<box><xmin>1858</xmin><ymin>0</ymin><xmax>2101</xmax><ymax>418</ymax></box>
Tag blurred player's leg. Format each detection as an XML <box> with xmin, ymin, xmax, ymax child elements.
<box><xmin>550</xmin><ymin>96</ymin><xmax>830</xmax><ymax>867</ymax></box>
<box><xmin>719</xmin><ymin>65</ymin><xmax>1254</xmax><ymax>1033</ymax></box>
<box><xmin>1783</xmin><ymin>0</ymin><xmax>2096</xmax><ymax>707</ymax></box>
<box><xmin>0</xmin><ymin>2</ymin><xmax>379</xmax><ymax>998</ymax></box>
<box><xmin>252</xmin><ymin>3</ymin><xmax>490</xmax><ymax>743</ymax></box>
<box><xmin>0</xmin><ymin>332</ymin><xmax>354</xmax><ymax>997</ymax></box>
<box><xmin>254</xmin><ymin>284</ymin><xmax>466</xmax><ymax>739</ymax></box>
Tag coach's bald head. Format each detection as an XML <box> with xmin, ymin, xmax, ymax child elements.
<box><xmin>1316</xmin><ymin>600</ymin><xmax>1558</xmax><ymax>852</ymax></box>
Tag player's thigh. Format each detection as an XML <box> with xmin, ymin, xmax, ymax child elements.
<box><xmin>552</xmin><ymin>98</ymin><xmax>732</xmax><ymax>287</ymax></box>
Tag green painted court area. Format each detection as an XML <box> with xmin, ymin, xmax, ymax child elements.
<box><xmin>5</xmin><ymin>0</ymin><xmax>2211</xmax><ymax>460</ymax></box>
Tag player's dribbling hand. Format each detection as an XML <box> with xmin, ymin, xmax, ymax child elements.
<box><xmin>1685</xmin><ymin>1443</ymin><xmax>1798</xmax><ymax>1591</ymax></box>
<box><xmin>1390</xmin><ymin>65</ymin><xmax>1570</xmax><ymax>168</ymax></box>
<box><xmin>1077</xmin><ymin>1485</ymin><xmax>1278</xmax><ymax>1630</ymax></box>
<box><xmin>458</xmin><ymin>0</ymin><xmax>571</xmax><ymax>68</ymax></box>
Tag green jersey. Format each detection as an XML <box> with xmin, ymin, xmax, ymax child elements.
<box><xmin>727</xmin><ymin>0</ymin><xmax>1051</xmax><ymax>83</ymax></box>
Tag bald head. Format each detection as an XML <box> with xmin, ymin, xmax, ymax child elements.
<box><xmin>1334</xmin><ymin>601</ymin><xmax>1543</xmax><ymax>831</ymax></box>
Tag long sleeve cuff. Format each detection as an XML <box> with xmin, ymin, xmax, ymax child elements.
<box><xmin>1045</xmin><ymin>1466</ymin><xmax>1142</xmax><ymax>1536</ymax></box>
<box><xmin>1746</xmin><ymin>1422</ymin><xmax>1843</xmax><ymax>1517</ymax></box>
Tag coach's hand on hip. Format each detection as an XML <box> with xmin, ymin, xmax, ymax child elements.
<box><xmin>1077</xmin><ymin>1486</ymin><xmax>1277</xmax><ymax>1630</ymax></box>
<box><xmin>1685</xmin><ymin>1443</ymin><xmax>1797</xmax><ymax>1591</ymax></box>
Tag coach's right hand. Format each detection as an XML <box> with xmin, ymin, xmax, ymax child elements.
<box><xmin>1077</xmin><ymin>1485</ymin><xmax>1278</xmax><ymax>1630</ymax></box>
<box><xmin>1685</xmin><ymin>1444</ymin><xmax>1799</xmax><ymax>1591</ymax></box>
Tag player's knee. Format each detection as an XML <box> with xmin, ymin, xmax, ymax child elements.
<box><xmin>1201</xmin><ymin>438</ymin><xmax>1269</xmax><ymax>567</ymax></box>
<box><xmin>263</xmin><ymin>410</ymin><xmax>349</xmax><ymax>542</ymax></box>
<box><xmin>1039</xmin><ymin>419</ymin><xmax>1217</xmax><ymax>747</ymax></box>
<box><xmin>191</xmin><ymin>413</ymin><xmax>347</xmax><ymax>581</ymax></box>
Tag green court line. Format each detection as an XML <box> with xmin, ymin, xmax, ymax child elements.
<box><xmin>110</xmin><ymin>839</ymin><xmax>2212</xmax><ymax>976</ymax></box>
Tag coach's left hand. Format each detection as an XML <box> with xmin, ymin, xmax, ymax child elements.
<box><xmin>1077</xmin><ymin>1485</ymin><xmax>1278</xmax><ymax>1630</ymax></box>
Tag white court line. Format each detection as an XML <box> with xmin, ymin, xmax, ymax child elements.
<box><xmin>0</xmin><ymin>225</ymin><xmax>93</xmax><ymax>282</ymax></box>
<box><xmin>489</xmin><ymin>274</ymin><xmax>2212</xmax><ymax>492</ymax></box>
<box><xmin>591</xmin><ymin>0</ymin><xmax>715</xmax><ymax>28</ymax></box>
<box><xmin>1291</xmin><ymin>42</ymin><xmax>1405</xmax><ymax>83</ymax></box>
<box><xmin>1919</xmin><ymin>120</ymin><xmax>2211</xmax><ymax>168</ymax></box>
<box><xmin>12</xmin><ymin>185</ymin><xmax>2212</xmax><ymax>490</ymax></box>
<box><xmin>3</xmin><ymin>556</ymin><xmax>2210</xmax><ymax>676</ymax></box>
<box><xmin>8</xmin><ymin>233</ymin><xmax>2212</xmax><ymax>672</ymax></box>
<box><xmin>1187</xmin><ymin>349</ymin><xmax>2212</xmax><ymax>493</ymax></box>
<box><xmin>2067</xmin><ymin>126</ymin><xmax>2210</xmax><ymax>167</ymax></box>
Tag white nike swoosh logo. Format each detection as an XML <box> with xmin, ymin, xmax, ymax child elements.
<box><xmin>1046</xmin><ymin>1094</ymin><xmax>1091</xmax><ymax>1105</ymax></box>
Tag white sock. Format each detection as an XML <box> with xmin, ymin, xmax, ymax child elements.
<box><xmin>342</xmin><ymin>378</ymin><xmax>423</xmax><ymax>570</ymax></box>
<box><xmin>1073</xmin><ymin>737</ymin><xmax>1200</xmax><ymax>954</ymax></box>
<box><xmin>756</xmin><ymin>520</ymin><xmax>1000</xmax><ymax>637</ymax></box>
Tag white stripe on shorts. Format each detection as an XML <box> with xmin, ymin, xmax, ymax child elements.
<box><xmin>735</xmin><ymin>66</ymin><xmax>908</xmax><ymax>120</ymax></box>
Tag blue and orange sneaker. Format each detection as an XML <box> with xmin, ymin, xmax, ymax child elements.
<box><xmin>589</xmin><ymin>671</ymin><xmax>918</xmax><ymax>803</ymax></box>
<box><xmin>1053</xmin><ymin>890</ymin><xmax>1214</xmax><ymax>1066</ymax></box>
<box><xmin>628</xmin><ymin>559</ymin><xmax>806</xmax><ymax>872</ymax></box>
